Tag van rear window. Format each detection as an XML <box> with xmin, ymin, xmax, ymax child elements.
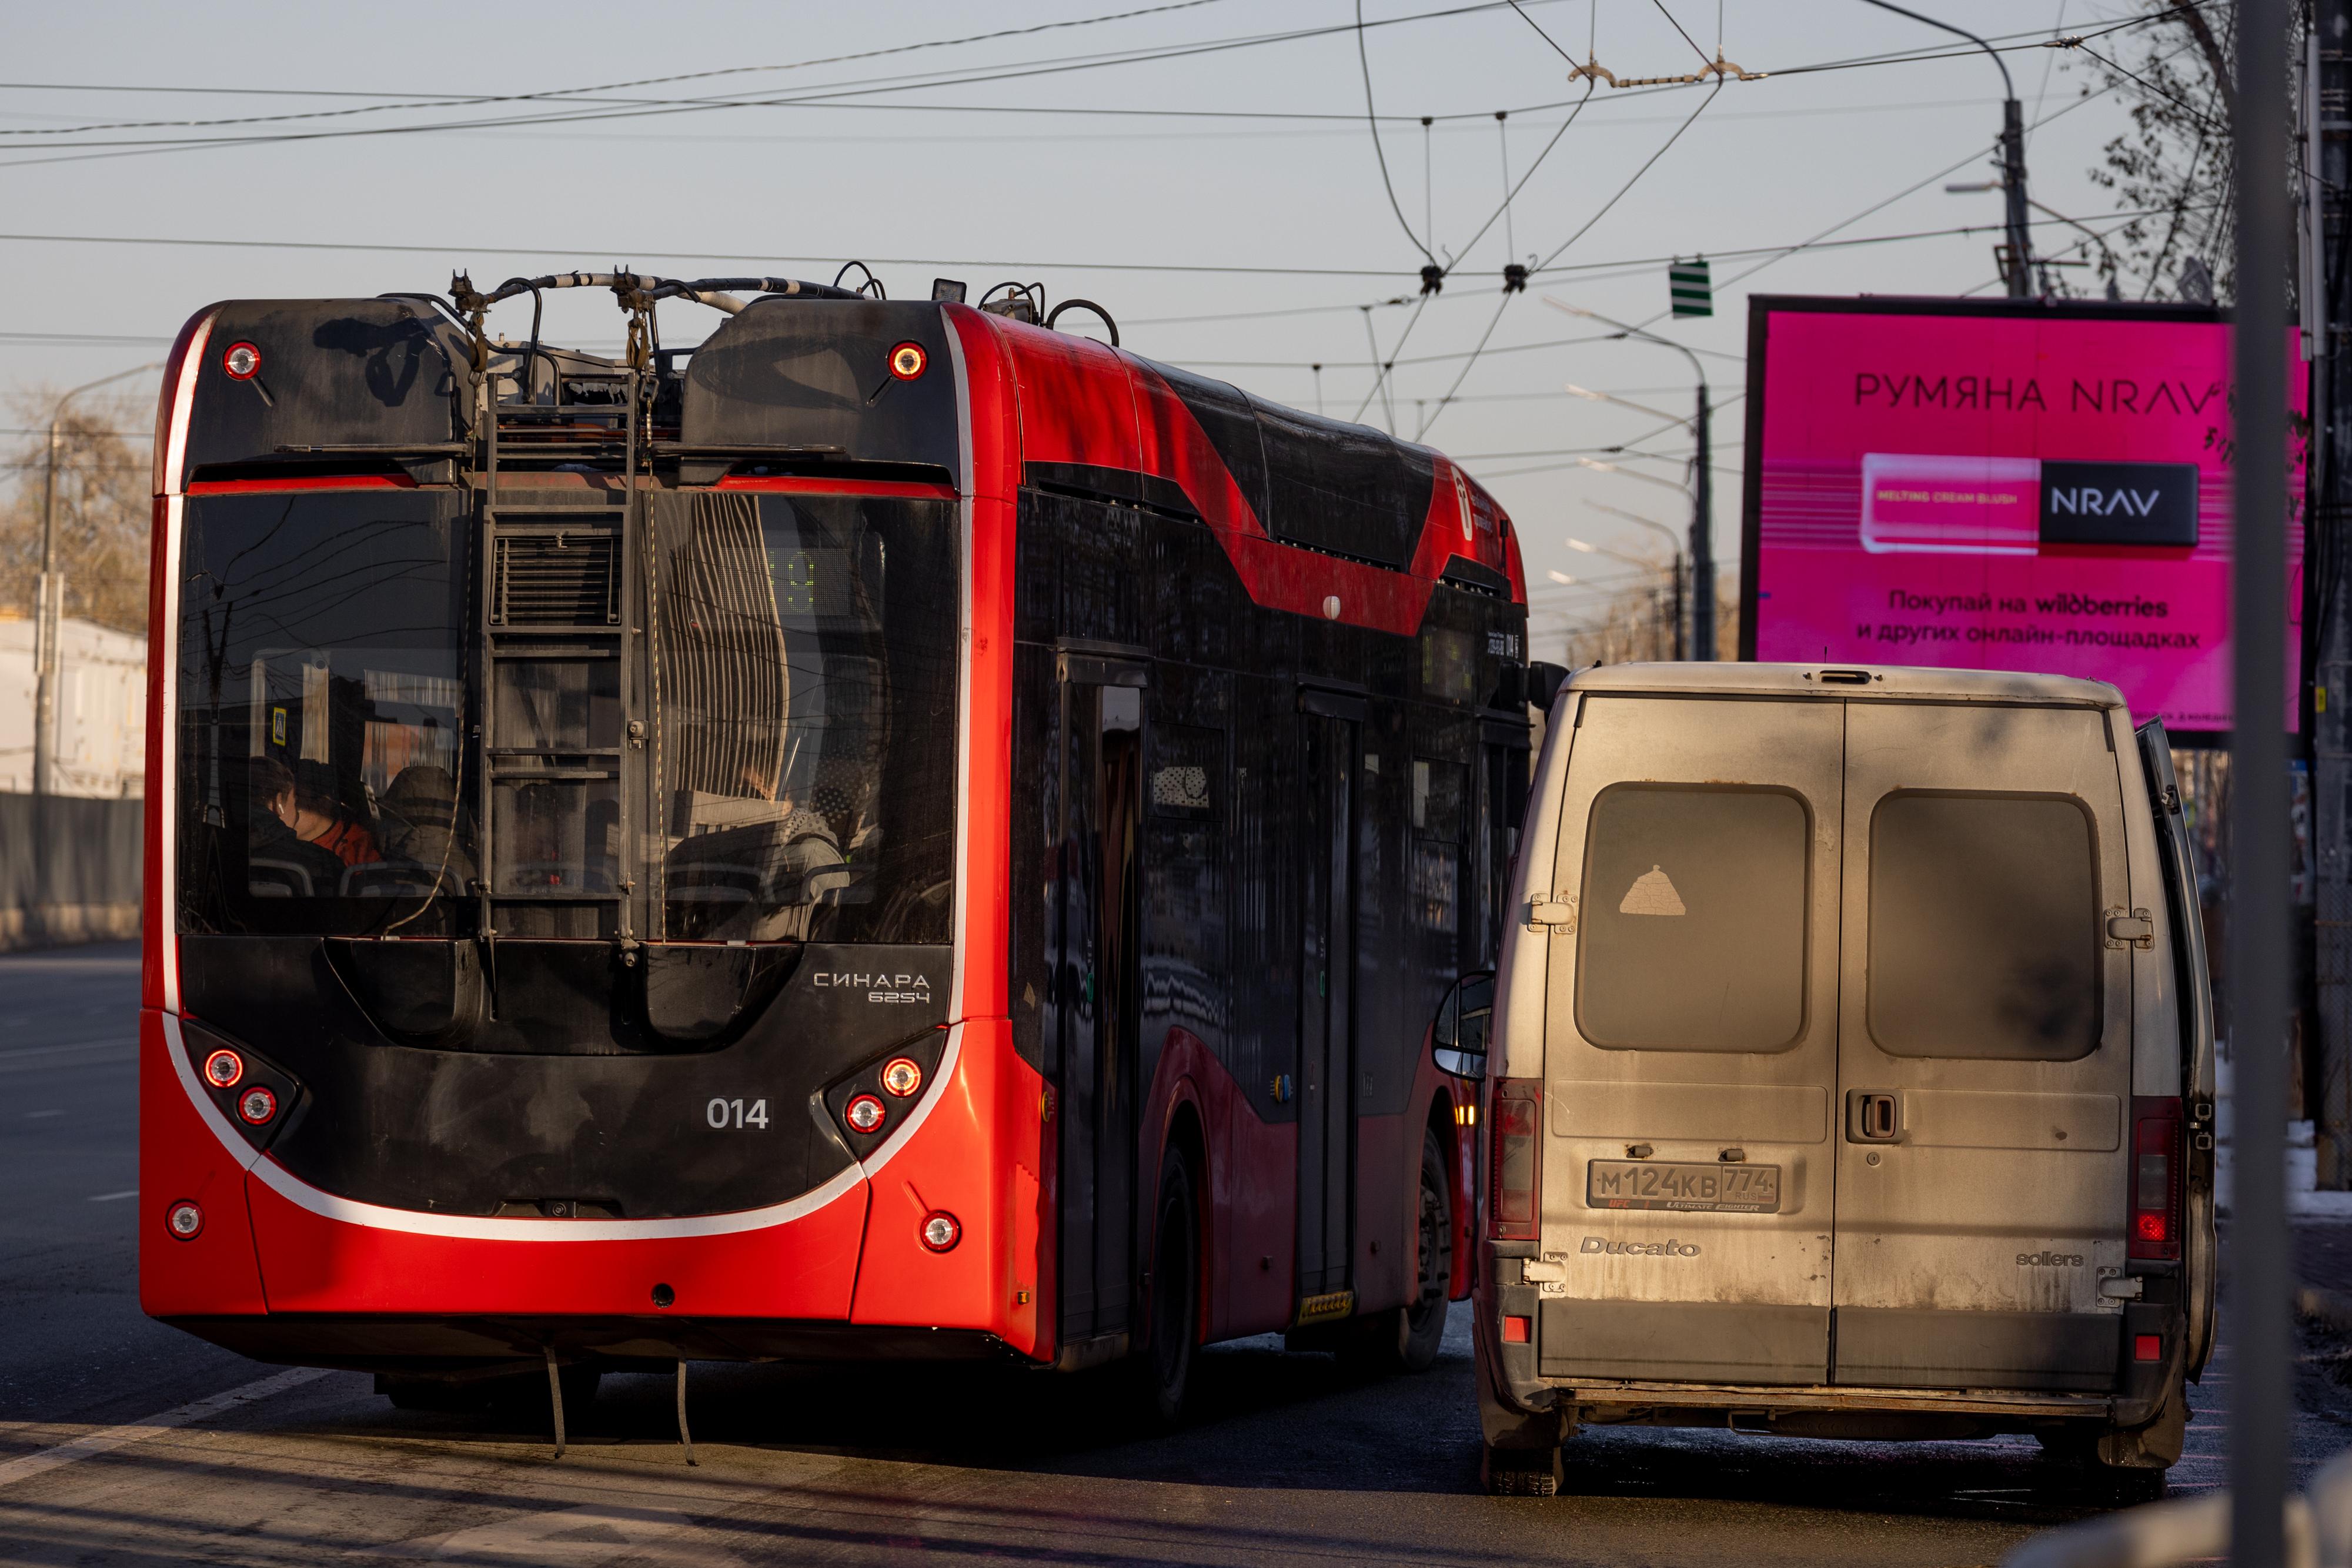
<box><xmin>1867</xmin><ymin>792</ymin><xmax>2099</xmax><ymax>1061</ymax></box>
<box><xmin>1575</xmin><ymin>785</ymin><xmax>1809</xmax><ymax>1052</ymax></box>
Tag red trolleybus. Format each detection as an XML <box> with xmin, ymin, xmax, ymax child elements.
<box><xmin>140</xmin><ymin>271</ymin><xmax>1531</xmax><ymax>1418</ymax></box>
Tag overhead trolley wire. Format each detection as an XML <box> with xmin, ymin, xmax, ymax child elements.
<box><xmin>0</xmin><ymin>10</ymin><xmax>2136</xmax><ymax>118</ymax></box>
<box><xmin>0</xmin><ymin>0</ymin><xmax>1251</xmax><ymax>138</ymax></box>
<box><xmin>1357</xmin><ymin>0</ymin><xmax>1437</xmax><ymax>266</ymax></box>
<box><xmin>0</xmin><ymin>0</ymin><xmax>1576</xmax><ymax>171</ymax></box>
<box><xmin>0</xmin><ymin>1</ymin><xmax>2216</xmax><ymax>174</ymax></box>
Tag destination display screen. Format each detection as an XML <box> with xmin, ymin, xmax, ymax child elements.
<box><xmin>1741</xmin><ymin>299</ymin><xmax>2308</xmax><ymax>734</ymax></box>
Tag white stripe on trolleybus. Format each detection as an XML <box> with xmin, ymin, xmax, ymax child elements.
<box><xmin>0</xmin><ymin>1366</ymin><xmax>330</xmax><ymax>1490</ymax></box>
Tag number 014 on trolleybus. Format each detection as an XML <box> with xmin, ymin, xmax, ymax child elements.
<box><xmin>138</xmin><ymin>270</ymin><xmax>1536</xmax><ymax>1417</ymax></box>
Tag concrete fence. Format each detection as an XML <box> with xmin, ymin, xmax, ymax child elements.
<box><xmin>0</xmin><ymin>792</ymin><xmax>142</xmax><ymax>951</ymax></box>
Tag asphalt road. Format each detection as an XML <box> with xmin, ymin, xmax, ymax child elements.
<box><xmin>5</xmin><ymin>941</ymin><xmax>2352</xmax><ymax>1566</ymax></box>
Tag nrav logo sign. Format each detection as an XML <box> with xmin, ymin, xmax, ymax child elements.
<box><xmin>2039</xmin><ymin>460</ymin><xmax>2200</xmax><ymax>547</ymax></box>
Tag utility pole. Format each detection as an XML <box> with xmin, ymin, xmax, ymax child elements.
<box><xmin>1692</xmin><ymin>389</ymin><xmax>1715</xmax><ymax>658</ymax></box>
<box><xmin>1569</xmin><ymin>512</ymin><xmax>1684</xmax><ymax>660</ymax></box>
<box><xmin>2309</xmin><ymin>0</ymin><xmax>2352</xmax><ymax>1197</ymax></box>
<box><xmin>1547</xmin><ymin>302</ymin><xmax>1713</xmax><ymax>658</ymax></box>
<box><xmin>34</xmin><ymin>364</ymin><xmax>158</xmax><ymax>798</ymax></box>
<box><xmin>1859</xmin><ymin>1</ymin><xmax>2034</xmax><ymax>298</ymax></box>
<box><xmin>2232</xmin><ymin>0</ymin><xmax>2293</xmax><ymax>1557</ymax></box>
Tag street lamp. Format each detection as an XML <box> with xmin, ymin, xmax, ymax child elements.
<box><xmin>1861</xmin><ymin>0</ymin><xmax>2034</xmax><ymax>299</ymax></box>
<box><xmin>1567</xmin><ymin>537</ymin><xmax>1681</xmax><ymax>662</ymax></box>
<box><xmin>1547</xmin><ymin>298</ymin><xmax>1716</xmax><ymax>659</ymax></box>
<box><xmin>1580</xmin><ymin>499</ymin><xmax>1688</xmax><ymax>660</ymax></box>
<box><xmin>1564</xmin><ymin>383</ymin><xmax>1690</xmax><ymax>426</ymax></box>
<box><xmin>35</xmin><ymin>363</ymin><xmax>159</xmax><ymax>797</ymax></box>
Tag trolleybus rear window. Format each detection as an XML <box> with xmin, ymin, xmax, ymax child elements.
<box><xmin>175</xmin><ymin>487</ymin><xmax>959</xmax><ymax>945</ymax></box>
<box><xmin>647</xmin><ymin>490</ymin><xmax>957</xmax><ymax>945</ymax></box>
<box><xmin>176</xmin><ymin>490</ymin><xmax>472</xmax><ymax>935</ymax></box>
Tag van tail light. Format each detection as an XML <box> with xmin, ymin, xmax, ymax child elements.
<box><xmin>1489</xmin><ymin>1078</ymin><xmax>1542</xmax><ymax>1241</ymax></box>
<box><xmin>2129</xmin><ymin>1095</ymin><xmax>2183</xmax><ymax>1262</ymax></box>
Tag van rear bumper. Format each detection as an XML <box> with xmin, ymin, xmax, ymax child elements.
<box><xmin>1538</xmin><ymin>1377</ymin><xmax>2119</xmax><ymax>1422</ymax></box>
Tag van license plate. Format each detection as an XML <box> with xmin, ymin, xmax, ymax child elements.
<box><xmin>1586</xmin><ymin>1160</ymin><xmax>1781</xmax><ymax>1213</ymax></box>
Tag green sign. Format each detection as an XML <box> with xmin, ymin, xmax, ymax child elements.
<box><xmin>1669</xmin><ymin>257</ymin><xmax>1712</xmax><ymax>319</ymax></box>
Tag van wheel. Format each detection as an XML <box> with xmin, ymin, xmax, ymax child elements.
<box><xmin>1339</xmin><ymin>1128</ymin><xmax>1455</xmax><ymax>1375</ymax></box>
<box><xmin>2087</xmin><ymin>1463</ymin><xmax>2168</xmax><ymax>1507</ymax></box>
<box><xmin>1481</xmin><ymin>1441</ymin><xmax>1562</xmax><ymax>1496</ymax></box>
<box><xmin>1134</xmin><ymin>1145</ymin><xmax>1200</xmax><ymax>1427</ymax></box>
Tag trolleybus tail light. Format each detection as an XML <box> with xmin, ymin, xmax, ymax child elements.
<box><xmin>202</xmin><ymin>1049</ymin><xmax>243</xmax><ymax>1089</ymax></box>
<box><xmin>881</xmin><ymin>1057</ymin><xmax>923</xmax><ymax>1097</ymax></box>
<box><xmin>2127</xmin><ymin>1095</ymin><xmax>2183</xmax><ymax>1262</ymax></box>
<box><xmin>237</xmin><ymin>1085</ymin><xmax>279</xmax><ymax>1126</ymax></box>
<box><xmin>222</xmin><ymin>342</ymin><xmax>262</xmax><ymax>380</ymax></box>
<box><xmin>1488</xmin><ymin>1078</ymin><xmax>1542</xmax><ymax>1242</ymax></box>
<box><xmin>166</xmin><ymin>1201</ymin><xmax>203</xmax><ymax>1241</ymax></box>
<box><xmin>920</xmin><ymin>1211</ymin><xmax>961</xmax><ymax>1252</ymax></box>
<box><xmin>844</xmin><ymin>1094</ymin><xmax>887</xmax><ymax>1135</ymax></box>
<box><xmin>888</xmin><ymin>342</ymin><xmax>927</xmax><ymax>380</ymax></box>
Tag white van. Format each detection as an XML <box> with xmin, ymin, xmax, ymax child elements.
<box><xmin>1445</xmin><ymin>663</ymin><xmax>2217</xmax><ymax>1499</ymax></box>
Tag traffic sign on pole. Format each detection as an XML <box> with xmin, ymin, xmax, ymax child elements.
<box><xmin>1669</xmin><ymin>257</ymin><xmax>1712</xmax><ymax>318</ymax></box>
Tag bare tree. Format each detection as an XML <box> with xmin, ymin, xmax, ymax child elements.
<box><xmin>1551</xmin><ymin>575</ymin><xmax>1738</xmax><ymax>668</ymax></box>
<box><xmin>2082</xmin><ymin>0</ymin><xmax>2292</xmax><ymax>305</ymax></box>
<box><xmin>0</xmin><ymin>393</ymin><xmax>153</xmax><ymax>636</ymax></box>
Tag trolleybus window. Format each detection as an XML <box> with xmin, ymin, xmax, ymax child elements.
<box><xmin>176</xmin><ymin>491</ymin><xmax>472</xmax><ymax>934</ymax></box>
<box><xmin>1574</xmin><ymin>783</ymin><xmax>1810</xmax><ymax>1052</ymax></box>
<box><xmin>1867</xmin><ymin>791</ymin><xmax>2100</xmax><ymax>1061</ymax></box>
<box><xmin>648</xmin><ymin>490</ymin><xmax>957</xmax><ymax>944</ymax></box>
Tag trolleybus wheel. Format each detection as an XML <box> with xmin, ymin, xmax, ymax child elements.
<box><xmin>1341</xmin><ymin>1126</ymin><xmax>1454</xmax><ymax>1375</ymax></box>
<box><xmin>1140</xmin><ymin>1145</ymin><xmax>1200</xmax><ymax>1426</ymax></box>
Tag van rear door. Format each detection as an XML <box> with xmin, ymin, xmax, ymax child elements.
<box><xmin>1831</xmin><ymin>701</ymin><xmax>2132</xmax><ymax>1391</ymax></box>
<box><xmin>1537</xmin><ymin>694</ymin><xmax>1843</xmax><ymax>1386</ymax></box>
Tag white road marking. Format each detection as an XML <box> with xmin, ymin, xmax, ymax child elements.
<box><xmin>23</xmin><ymin>1109</ymin><xmax>62</xmax><ymax>1119</ymax></box>
<box><xmin>86</xmin><ymin>1190</ymin><xmax>137</xmax><ymax>1203</ymax></box>
<box><xmin>0</xmin><ymin>1366</ymin><xmax>334</xmax><ymax>1490</ymax></box>
<box><xmin>391</xmin><ymin>1503</ymin><xmax>721</xmax><ymax>1564</ymax></box>
<box><xmin>0</xmin><ymin>1040</ymin><xmax>130</xmax><ymax>1061</ymax></box>
<box><xmin>0</xmin><ymin>1040</ymin><xmax>135</xmax><ymax>1076</ymax></box>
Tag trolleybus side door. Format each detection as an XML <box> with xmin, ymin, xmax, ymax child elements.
<box><xmin>1054</xmin><ymin>653</ymin><xmax>1147</xmax><ymax>1344</ymax></box>
<box><xmin>1297</xmin><ymin>691</ymin><xmax>1362</xmax><ymax>1313</ymax></box>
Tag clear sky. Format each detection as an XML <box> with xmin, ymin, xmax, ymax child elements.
<box><xmin>0</xmin><ymin>1</ymin><xmax>2168</xmax><ymax>654</ymax></box>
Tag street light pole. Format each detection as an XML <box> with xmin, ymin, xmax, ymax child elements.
<box><xmin>1691</xmin><ymin>389</ymin><xmax>1715</xmax><ymax>658</ymax></box>
<box><xmin>34</xmin><ymin>363</ymin><xmax>159</xmax><ymax>798</ymax></box>
<box><xmin>1859</xmin><ymin>0</ymin><xmax>2034</xmax><ymax>299</ymax></box>
<box><xmin>1581</xmin><ymin>502</ymin><xmax>1686</xmax><ymax>660</ymax></box>
<box><xmin>1547</xmin><ymin>300</ymin><xmax>1713</xmax><ymax>658</ymax></box>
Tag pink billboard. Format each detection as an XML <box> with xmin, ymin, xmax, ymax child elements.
<box><xmin>1740</xmin><ymin>297</ymin><xmax>2307</xmax><ymax>734</ymax></box>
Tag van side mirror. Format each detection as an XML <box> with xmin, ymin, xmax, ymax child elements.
<box><xmin>1432</xmin><ymin>971</ymin><xmax>1494</xmax><ymax>1081</ymax></box>
<box><xmin>1525</xmin><ymin>662</ymin><xmax>1570</xmax><ymax>714</ymax></box>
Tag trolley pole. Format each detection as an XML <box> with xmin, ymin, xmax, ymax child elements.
<box><xmin>2231</xmin><ymin>0</ymin><xmax>2293</xmax><ymax>1556</ymax></box>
